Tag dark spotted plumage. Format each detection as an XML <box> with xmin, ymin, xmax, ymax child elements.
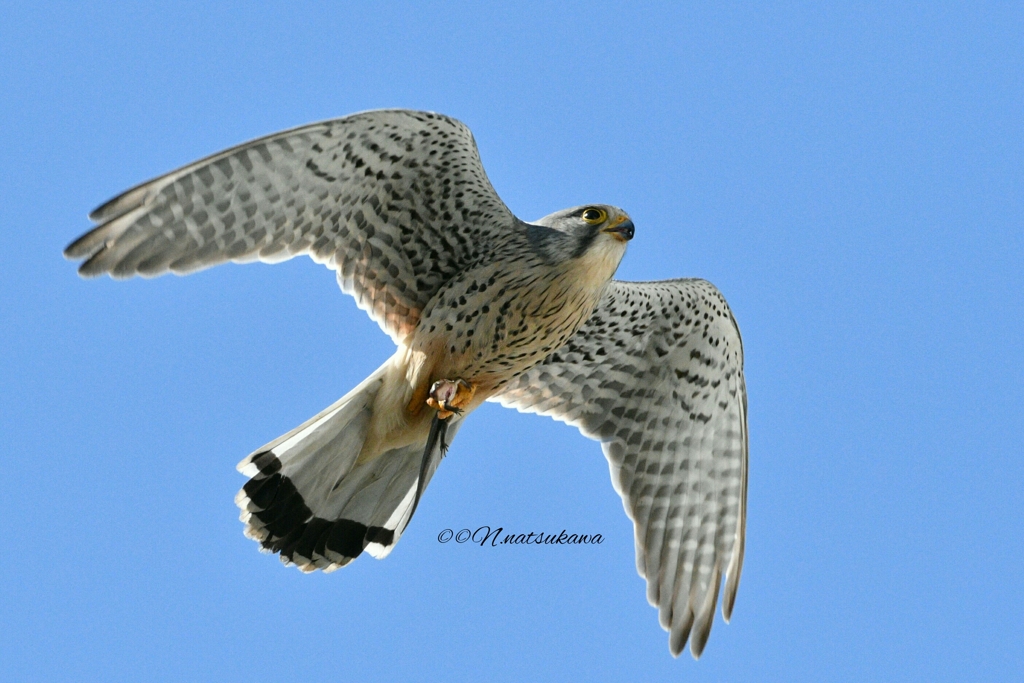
<box><xmin>493</xmin><ymin>279</ymin><xmax>746</xmax><ymax>658</ymax></box>
<box><xmin>63</xmin><ymin>109</ymin><xmax>747</xmax><ymax>661</ymax></box>
<box><xmin>65</xmin><ymin>110</ymin><xmax>517</xmax><ymax>344</ymax></box>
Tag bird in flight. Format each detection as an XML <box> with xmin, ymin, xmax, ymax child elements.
<box><xmin>64</xmin><ymin>110</ymin><xmax>748</xmax><ymax>659</ymax></box>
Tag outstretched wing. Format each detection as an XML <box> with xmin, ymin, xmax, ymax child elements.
<box><xmin>492</xmin><ymin>279</ymin><xmax>748</xmax><ymax>659</ymax></box>
<box><xmin>64</xmin><ymin>109</ymin><xmax>517</xmax><ymax>343</ymax></box>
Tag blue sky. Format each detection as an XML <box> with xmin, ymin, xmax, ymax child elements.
<box><xmin>1</xmin><ymin>2</ymin><xmax>1021</xmax><ymax>681</ymax></box>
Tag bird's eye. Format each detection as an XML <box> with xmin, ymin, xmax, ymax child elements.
<box><xmin>581</xmin><ymin>207</ymin><xmax>606</xmax><ymax>224</ymax></box>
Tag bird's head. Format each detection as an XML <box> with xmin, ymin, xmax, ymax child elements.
<box><xmin>528</xmin><ymin>204</ymin><xmax>635</xmax><ymax>265</ymax></box>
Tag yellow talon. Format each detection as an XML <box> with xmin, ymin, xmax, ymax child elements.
<box><xmin>426</xmin><ymin>379</ymin><xmax>475</xmax><ymax>419</ymax></box>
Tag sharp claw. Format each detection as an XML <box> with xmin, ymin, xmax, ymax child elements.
<box><xmin>426</xmin><ymin>379</ymin><xmax>474</xmax><ymax>418</ymax></box>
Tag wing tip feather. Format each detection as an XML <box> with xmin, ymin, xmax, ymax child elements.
<box><xmin>668</xmin><ymin>607</ymin><xmax>694</xmax><ymax>658</ymax></box>
<box><xmin>63</xmin><ymin>224</ymin><xmax>108</xmax><ymax>261</ymax></box>
<box><xmin>88</xmin><ymin>183</ymin><xmax>153</xmax><ymax>223</ymax></box>
<box><xmin>722</xmin><ymin>565</ymin><xmax>742</xmax><ymax>623</ymax></box>
<box><xmin>688</xmin><ymin>562</ymin><xmax>723</xmax><ymax>659</ymax></box>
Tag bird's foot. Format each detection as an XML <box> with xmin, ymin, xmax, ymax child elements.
<box><xmin>426</xmin><ymin>379</ymin><xmax>475</xmax><ymax>419</ymax></box>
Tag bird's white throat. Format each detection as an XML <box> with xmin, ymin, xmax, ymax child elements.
<box><xmin>576</xmin><ymin>236</ymin><xmax>627</xmax><ymax>290</ymax></box>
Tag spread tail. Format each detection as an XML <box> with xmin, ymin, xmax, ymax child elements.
<box><xmin>235</xmin><ymin>363</ymin><xmax>459</xmax><ymax>572</ymax></box>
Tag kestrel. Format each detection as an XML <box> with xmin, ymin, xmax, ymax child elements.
<box><xmin>64</xmin><ymin>110</ymin><xmax>748</xmax><ymax>659</ymax></box>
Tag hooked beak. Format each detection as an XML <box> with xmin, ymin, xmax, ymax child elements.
<box><xmin>604</xmin><ymin>217</ymin><xmax>635</xmax><ymax>242</ymax></box>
